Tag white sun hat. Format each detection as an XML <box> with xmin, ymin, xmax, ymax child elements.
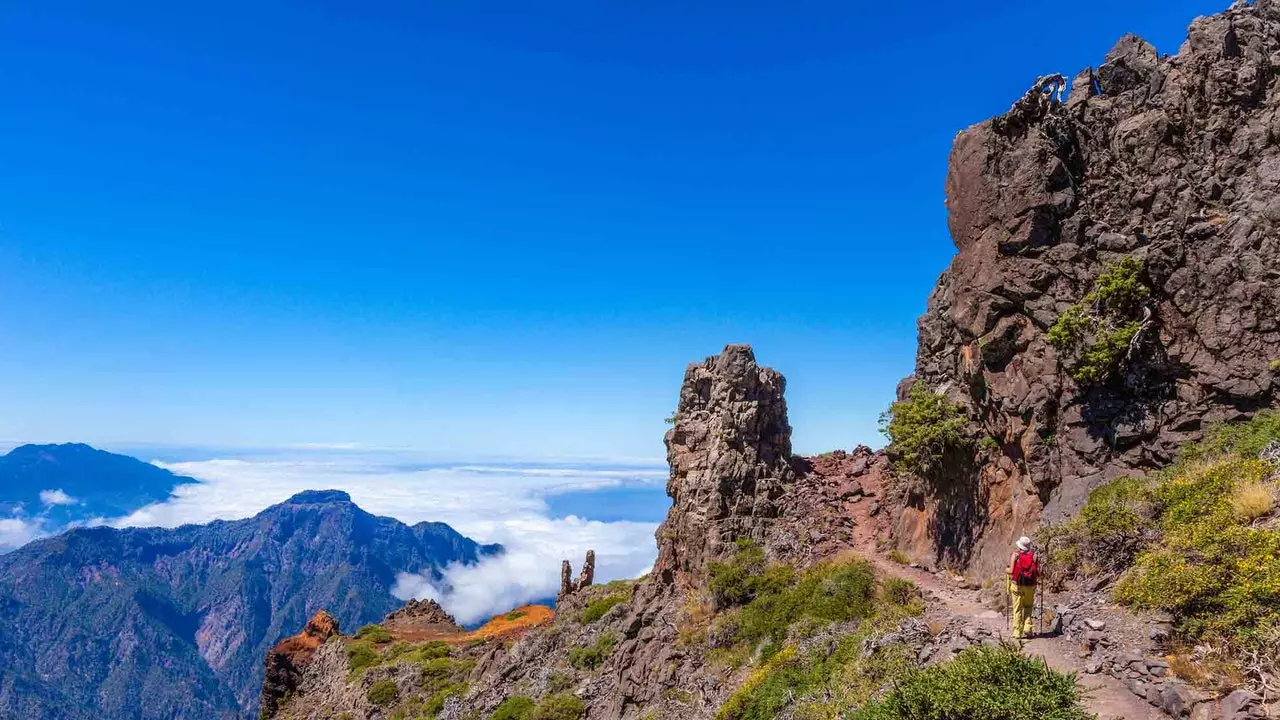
<box><xmin>1016</xmin><ymin>536</ymin><xmax>1032</xmax><ymax>551</ymax></box>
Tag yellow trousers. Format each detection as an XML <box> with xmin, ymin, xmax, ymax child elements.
<box><xmin>1010</xmin><ymin>584</ymin><xmax>1036</xmax><ymax>638</ymax></box>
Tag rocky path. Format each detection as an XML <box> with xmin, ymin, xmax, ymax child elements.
<box><xmin>868</xmin><ymin>555</ymin><xmax>1168</xmax><ymax>720</ymax></box>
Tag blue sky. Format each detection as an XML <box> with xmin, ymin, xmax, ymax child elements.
<box><xmin>0</xmin><ymin>0</ymin><xmax>1223</xmax><ymax>459</ymax></box>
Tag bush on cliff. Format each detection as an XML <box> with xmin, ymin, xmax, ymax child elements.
<box><xmin>567</xmin><ymin>632</ymin><xmax>617</xmax><ymax>670</ymax></box>
<box><xmin>878</xmin><ymin>381</ymin><xmax>970</xmax><ymax>476</ymax></box>
<box><xmin>528</xmin><ymin>693</ymin><xmax>585</xmax><ymax>720</ymax></box>
<box><xmin>580</xmin><ymin>593</ymin><xmax>627</xmax><ymax>624</ymax></box>
<box><xmin>489</xmin><ymin>696</ymin><xmax>536</xmax><ymax>720</ymax></box>
<box><xmin>346</xmin><ymin>640</ymin><xmax>379</xmax><ymax>676</ymax></box>
<box><xmin>366</xmin><ymin>679</ymin><xmax>399</xmax><ymax>707</ymax></box>
<box><xmin>1048</xmin><ymin>256</ymin><xmax>1152</xmax><ymax>385</ymax></box>
<box><xmin>848</xmin><ymin>644</ymin><xmax>1091</xmax><ymax>720</ymax></box>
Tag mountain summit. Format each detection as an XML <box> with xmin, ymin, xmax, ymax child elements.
<box><xmin>0</xmin><ymin>486</ymin><xmax>500</xmax><ymax>719</ymax></box>
<box><xmin>0</xmin><ymin>443</ymin><xmax>192</xmax><ymax>530</ymax></box>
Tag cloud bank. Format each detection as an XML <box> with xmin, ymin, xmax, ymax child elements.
<box><xmin>0</xmin><ymin>517</ymin><xmax>41</xmax><ymax>552</ymax></box>
<box><xmin>109</xmin><ymin>452</ymin><xmax>666</xmax><ymax>624</ymax></box>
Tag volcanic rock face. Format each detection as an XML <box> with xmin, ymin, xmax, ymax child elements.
<box><xmin>651</xmin><ymin>344</ymin><xmax>796</xmax><ymax>590</ymax></box>
<box><xmin>903</xmin><ymin>0</ymin><xmax>1280</xmax><ymax>575</ymax></box>
<box><xmin>559</xmin><ymin>549</ymin><xmax>595</xmax><ymax>599</ymax></box>
<box><xmin>384</xmin><ymin>598</ymin><xmax>459</xmax><ymax>627</ymax></box>
<box><xmin>259</xmin><ymin>612</ymin><xmax>340</xmax><ymax>719</ymax></box>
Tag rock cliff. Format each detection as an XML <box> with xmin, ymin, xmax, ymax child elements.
<box><xmin>650</xmin><ymin>344</ymin><xmax>796</xmax><ymax>590</ymax></box>
<box><xmin>898</xmin><ymin>0</ymin><xmax>1280</xmax><ymax>576</ymax></box>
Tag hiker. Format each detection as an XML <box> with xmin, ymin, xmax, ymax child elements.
<box><xmin>1008</xmin><ymin>536</ymin><xmax>1039</xmax><ymax>639</ymax></box>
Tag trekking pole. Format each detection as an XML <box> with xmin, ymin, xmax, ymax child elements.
<box><xmin>1039</xmin><ymin>538</ymin><xmax>1048</xmax><ymax>637</ymax></box>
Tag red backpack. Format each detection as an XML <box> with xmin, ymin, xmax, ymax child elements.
<box><xmin>1013</xmin><ymin>550</ymin><xmax>1039</xmax><ymax>586</ymax></box>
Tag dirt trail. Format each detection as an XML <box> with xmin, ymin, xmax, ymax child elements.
<box><xmin>868</xmin><ymin>555</ymin><xmax>1167</xmax><ymax>720</ymax></box>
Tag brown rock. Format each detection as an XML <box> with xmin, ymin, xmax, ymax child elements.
<box><xmin>905</xmin><ymin>0</ymin><xmax>1280</xmax><ymax>576</ymax></box>
<box><xmin>259</xmin><ymin>611</ymin><xmax>340</xmax><ymax>718</ymax></box>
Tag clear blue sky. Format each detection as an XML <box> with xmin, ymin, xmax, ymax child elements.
<box><xmin>0</xmin><ymin>0</ymin><xmax>1222</xmax><ymax>459</ymax></box>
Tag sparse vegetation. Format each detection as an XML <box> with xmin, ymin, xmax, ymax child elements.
<box><xmin>528</xmin><ymin>693</ymin><xmax>585</xmax><ymax>720</ymax></box>
<box><xmin>353</xmin><ymin>623</ymin><xmax>393</xmax><ymax>643</ymax></box>
<box><xmin>422</xmin><ymin>682</ymin><xmax>468</xmax><ymax>717</ymax></box>
<box><xmin>505</xmin><ymin>609</ymin><xmax>528</xmax><ymax>621</ymax></box>
<box><xmin>366</xmin><ymin>679</ymin><xmax>399</xmax><ymax>707</ymax></box>
<box><xmin>567</xmin><ymin>632</ymin><xmax>617</xmax><ymax>670</ymax></box>
<box><xmin>879</xmin><ymin>381</ymin><xmax>970</xmax><ymax>475</ymax></box>
<box><xmin>887</xmin><ymin>549</ymin><xmax>911</xmax><ymax>565</ymax></box>
<box><xmin>708</xmin><ymin>541</ymin><xmax>889</xmax><ymax>666</ymax></box>
<box><xmin>1048</xmin><ymin>256</ymin><xmax>1152</xmax><ymax>385</ymax></box>
<box><xmin>712</xmin><ymin>550</ymin><xmax>928</xmax><ymax>719</ymax></box>
<box><xmin>346</xmin><ymin>639</ymin><xmax>379</xmax><ymax>675</ymax></box>
<box><xmin>1271</xmin><ymin>359</ymin><xmax>1280</xmax><ymax>372</ymax></box>
<box><xmin>848</xmin><ymin>644</ymin><xmax>1092</xmax><ymax>720</ymax></box>
<box><xmin>1044</xmin><ymin>411</ymin><xmax>1280</xmax><ymax>690</ymax></box>
<box><xmin>580</xmin><ymin>593</ymin><xmax>627</xmax><ymax>624</ymax></box>
<box><xmin>418</xmin><ymin>655</ymin><xmax>475</xmax><ymax>718</ymax></box>
<box><xmin>490</xmin><ymin>696</ymin><xmax>536</xmax><ymax>720</ymax></box>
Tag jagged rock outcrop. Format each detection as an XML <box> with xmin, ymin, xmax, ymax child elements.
<box><xmin>384</xmin><ymin>598</ymin><xmax>458</xmax><ymax>627</ymax></box>
<box><xmin>899</xmin><ymin>0</ymin><xmax>1280</xmax><ymax>576</ymax></box>
<box><xmin>649</xmin><ymin>344</ymin><xmax>796</xmax><ymax>590</ymax></box>
<box><xmin>260</xmin><ymin>612</ymin><xmax>340</xmax><ymax>719</ymax></box>
<box><xmin>607</xmin><ymin>344</ymin><xmax>801</xmax><ymax>714</ymax></box>
<box><xmin>559</xmin><ymin>549</ymin><xmax>595</xmax><ymax>599</ymax></box>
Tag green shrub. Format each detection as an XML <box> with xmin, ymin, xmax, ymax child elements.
<box><xmin>366</xmin><ymin>679</ymin><xmax>399</xmax><ymax>707</ymax></box>
<box><xmin>1048</xmin><ymin>256</ymin><xmax>1152</xmax><ymax>385</ymax></box>
<box><xmin>711</xmin><ymin>543</ymin><xmax>880</xmax><ymax>661</ymax></box>
<box><xmin>547</xmin><ymin>672</ymin><xmax>574</xmax><ymax>693</ymax></box>
<box><xmin>1042</xmin><ymin>475</ymin><xmax>1156</xmax><ymax>576</ymax></box>
<box><xmin>1178</xmin><ymin>409</ymin><xmax>1280</xmax><ymax>466</ymax></box>
<box><xmin>422</xmin><ymin>682</ymin><xmax>468</xmax><ymax>717</ymax></box>
<box><xmin>716</xmin><ymin>618</ymin><xmax>916</xmax><ymax>719</ymax></box>
<box><xmin>881</xmin><ymin>577</ymin><xmax>920</xmax><ymax>611</ymax></box>
<box><xmin>567</xmin><ymin>632</ymin><xmax>617</xmax><ymax>670</ymax></box>
<box><xmin>878</xmin><ymin>381</ymin><xmax>970</xmax><ymax>475</ymax></box>
<box><xmin>580</xmin><ymin>594</ymin><xmax>627</xmax><ymax>624</ymax></box>
<box><xmin>505</xmin><ymin>609</ymin><xmax>528</xmax><ymax>621</ymax></box>
<box><xmin>1086</xmin><ymin>255</ymin><xmax>1148</xmax><ymax>312</ymax></box>
<box><xmin>1271</xmin><ymin>359</ymin><xmax>1280</xmax><ymax>372</ymax></box>
<box><xmin>490</xmin><ymin>696</ymin><xmax>536</xmax><ymax>720</ymax></box>
<box><xmin>1046</xmin><ymin>304</ymin><xmax>1090</xmax><ymax>351</ymax></box>
<box><xmin>353</xmin><ymin>624</ymin><xmax>393</xmax><ymax>643</ymax></box>
<box><xmin>709</xmin><ymin>539</ymin><xmax>773</xmax><ymax>608</ymax></box>
<box><xmin>1056</xmin><ymin>412</ymin><xmax>1280</xmax><ymax>686</ymax></box>
<box><xmin>529</xmin><ymin>693</ymin><xmax>585</xmax><ymax>720</ymax></box>
<box><xmin>346</xmin><ymin>640</ymin><xmax>379</xmax><ymax>675</ymax></box>
<box><xmin>383</xmin><ymin>640</ymin><xmax>450</xmax><ymax>663</ymax></box>
<box><xmin>849</xmin><ymin>644</ymin><xmax>1091</xmax><ymax>720</ymax></box>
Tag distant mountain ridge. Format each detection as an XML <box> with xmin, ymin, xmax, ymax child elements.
<box><xmin>0</xmin><ymin>486</ymin><xmax>501</xmax><ymax>719</ymax></box>
<box><xmin>0</xmin><ymin>442</ymin><xmax>190</xmax><ymax>530</ymax></box>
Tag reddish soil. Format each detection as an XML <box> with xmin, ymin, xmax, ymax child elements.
<box><xmin>384</xmin><ymin>604</ymin><xmax>555</xmax><ymax>645</ymax></box>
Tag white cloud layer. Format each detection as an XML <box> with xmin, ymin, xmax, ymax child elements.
<box><xmin>0</xmin><ymin>517</ymin><xmax>42</xmax><ymax>551</ymax></box>
<box><xmin>110</xmin><ymin>453</ymin><xmax>665</xmax><ymax>624</ymax></box>
<box><xmin>39</xmin><ymin>489</ymin><xmax>77</xmax><ymax>506</ymax></box>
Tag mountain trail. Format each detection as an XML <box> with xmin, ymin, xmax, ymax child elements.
<box><xmin>867</xmin><ymin>554</ymin><xmax>1168</xmax><ymax>720</ymax></box>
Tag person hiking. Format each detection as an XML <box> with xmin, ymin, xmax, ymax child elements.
<box><xmin>1008</xmin><ymin>536</ymin><xmax>1039</xmax><ymax>639</ymax></box>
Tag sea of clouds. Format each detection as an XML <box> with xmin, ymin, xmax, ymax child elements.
<box><xmin>62</xmin><ymin>450</ymin><xmax>669</xmax><ymax>624</ymax></box>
